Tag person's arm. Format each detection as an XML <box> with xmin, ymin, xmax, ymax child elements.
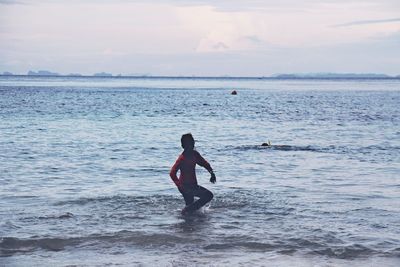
<box><xmin>170</xmin><ymin>155</ymin><xmax>182</xmax><ymax>187</ymax></box>
<box><xmin>195</xmin><ymin>151</ymin><xmax>216</xmax><ymax>183</ymax></box>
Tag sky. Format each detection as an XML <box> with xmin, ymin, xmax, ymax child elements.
<box><xmin>0</xmin><ymin>0</ymin><xmax>399</xmax><ymax>76</ymax></box>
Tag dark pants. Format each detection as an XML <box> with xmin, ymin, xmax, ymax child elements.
<box><xmin>179</xmin><ymin>185</ymin><xmax>213</xmax><ymax>212</ymax></box>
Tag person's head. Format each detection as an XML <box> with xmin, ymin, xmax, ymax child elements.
<box><xmin>181</xmin><ymin>133</ymin><xmax>195</xmax><ymax>151</ymax></box>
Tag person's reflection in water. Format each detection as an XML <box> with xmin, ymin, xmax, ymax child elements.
<box><xmin>170</xmin><ymin>133</ymin><xmax>216</xmax><ymax>215</ymax></box>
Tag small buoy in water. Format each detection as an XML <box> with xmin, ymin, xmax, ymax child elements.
<box><xmin>231</xmin><ymin>90</ymin><xmax>237</xmax><ymax>95</ymax></box>
<box><xmin>261</xmin><ymin>140</ymin><xmax>271</xmax><ymax>146</ymax></box>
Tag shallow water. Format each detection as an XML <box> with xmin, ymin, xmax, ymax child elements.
<box><xmin>1</xmin><ymin>77</ymin><xmax>400</xmax><ymax>266</ymax></box>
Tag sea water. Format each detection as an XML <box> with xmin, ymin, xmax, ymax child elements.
<box><xmin>0</xmin><ymin>76</ymin><xmax>399</xmax><ymax>266</ymax></box>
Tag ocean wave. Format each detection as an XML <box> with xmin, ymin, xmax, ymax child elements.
<box><xmin>54</xmin><ymin>194</ymin><xmax>181</xmax><ymax>207</ymax></box>
<box><xmin>311</xmin><ymin>244</ymin><xmax>376</xmax><ymax>259</ymax></box>
<box><xmin>53</xmin><ymin>190</ymin><xmax>286</xmax><ymax>213</ymax></box>
<box><xmin>2</xmin><ymin>233</ymin><xmax>391</xmax><ymax>260</ymax></box>
<box><xmin>204</xmin><ymin>240</ymin><xmax>379</xmax><ymax>259</ymax></box>
<box><xmin>225</xmin><ymin>144</ymin><xmax>324</xmax><ymax>152</ymax></box>
<box><xmin>225</xmin><ymin>144</ymin><xmax>400</xmax><ymax>160</ymax></box>
<box><xmin>49</xmin><ymin>190</ymin><xmax>296</xmax><ymax>227</ymax></box>
<box><xmin>37</xmin><ymin>212</ymin><xmax>74</xmax><ymax>220</ymax></box>
<box><xmin>5</xmin><ymin>190</ymin><xmax>399</xmax><ymax>260</ymax></box>
<box><xmin>0</xmin><ymin>231</ymin><xmax>195</xmax><ymax>256</ymax></box>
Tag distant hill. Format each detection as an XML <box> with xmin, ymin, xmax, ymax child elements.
<box><xmin>274</xmin><ymin>73</ymin><xmax>390</xmax><ymax>78</ymax></box>
<box><xmin>0</xmin><ymin>71</ymin><xmax>398</xmax><ymax>78</ymax></box>
<box><xmin>1</xmin><ymin>71</ymin><xmax>13</xmax><ymax>75</ymax></box>
<box><xmin>93</xmin><ymin>72</ymin><xmax>112</xmax><ymax>77</ymax></box>
<box><xmin>28</xmin><ymin>70</ymin><xmax>59</xmax><ymax>76</ymax></box>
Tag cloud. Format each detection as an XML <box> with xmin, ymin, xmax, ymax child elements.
<box><xmin>332</xmin><ymin>18</ymin><xmax>400</xmax><ymax>27</ymax></box>
<box><xmin>240</xmin><ymin>35</ymin><xmax>265</xmax><ymax>45</ymax></box>
<box><xmin>0</xmin><ymin>0</ymin><xmax>355</xmax><ymax>11</ymax></box>
<box><xmin>1</xmin><ymin>0</ymin><xmax>400</xmax><ymax>75</ymax></box>
<box><xmin>212</xmin><ymin>42</ymin><xmax>229</xmax><ymax>51</ymax></box>
<box><xmin>0</xmin><ymin>0</ymin><xmax>25</xmax><ymax>4</ymax></box>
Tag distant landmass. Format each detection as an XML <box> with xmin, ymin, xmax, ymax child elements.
<box><xmin>0</xmin><ymin>70</ymin><xmax>113</xmax><ymax>77</ymax></box>
<box><xmin>273</xmin><ymin>73</ymin><xmax>390</xmax><ymax>78</ymax></box>
<box><xmin>0</xmin><ymin>71</ymin><xmax>399</xmax><ymax>78</ymax></box>
<box><xmin>27</xmin><ymin>70</ymin><xmax>60</xmax><ymax>76</ymax></box>
<box><xmin>93</xmin><ymin>72</ymin><xmax>112</xmax><ymax>77</ymax></box>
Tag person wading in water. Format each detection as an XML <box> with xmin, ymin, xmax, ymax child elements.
<box><xmin>170</xmin><ymin>133</ymin><xmax>216</xmax><ymax>214</ymax></box>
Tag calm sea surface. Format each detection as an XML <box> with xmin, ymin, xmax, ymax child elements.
<box><xmin>0</xmin><ymin>76</ymin><xmax>399</xmax><ymax>266</ymax></box>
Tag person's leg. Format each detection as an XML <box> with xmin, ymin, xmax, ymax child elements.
<box><xmin>184</xmin><ymin>186</ymin><xmax>213</xmax><ymax>213</ymax></box>
<box><xmin>179</xmin><ymin>188</ymin><xmax>194</xmax><ymax>206</ymax></box>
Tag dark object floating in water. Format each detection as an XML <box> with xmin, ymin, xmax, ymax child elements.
<box><xmin>261</xmin><ymin>141</ymin><xmax>271</xmax><ymax>146</ymax></box>
<box><xmin>231</xmin><ymin>90</ymin><xmax>237</xmax><ymax>95</ymax></box>
<box><xmin>59</xmin><ymin>212</ymin><xmax>74</xmax><ymax>219</ymax></box>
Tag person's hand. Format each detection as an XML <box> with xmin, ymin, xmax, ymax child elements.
<box><xmin>210</xmin><ymin>172</ymin><xmax>216</xmax><ymax>184</ymax></box>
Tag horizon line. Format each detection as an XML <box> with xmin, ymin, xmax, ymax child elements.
<box><xmin>0</xmin><ymin>74</ymin><xmax>399</xmax><ymax>79</ymax></box>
